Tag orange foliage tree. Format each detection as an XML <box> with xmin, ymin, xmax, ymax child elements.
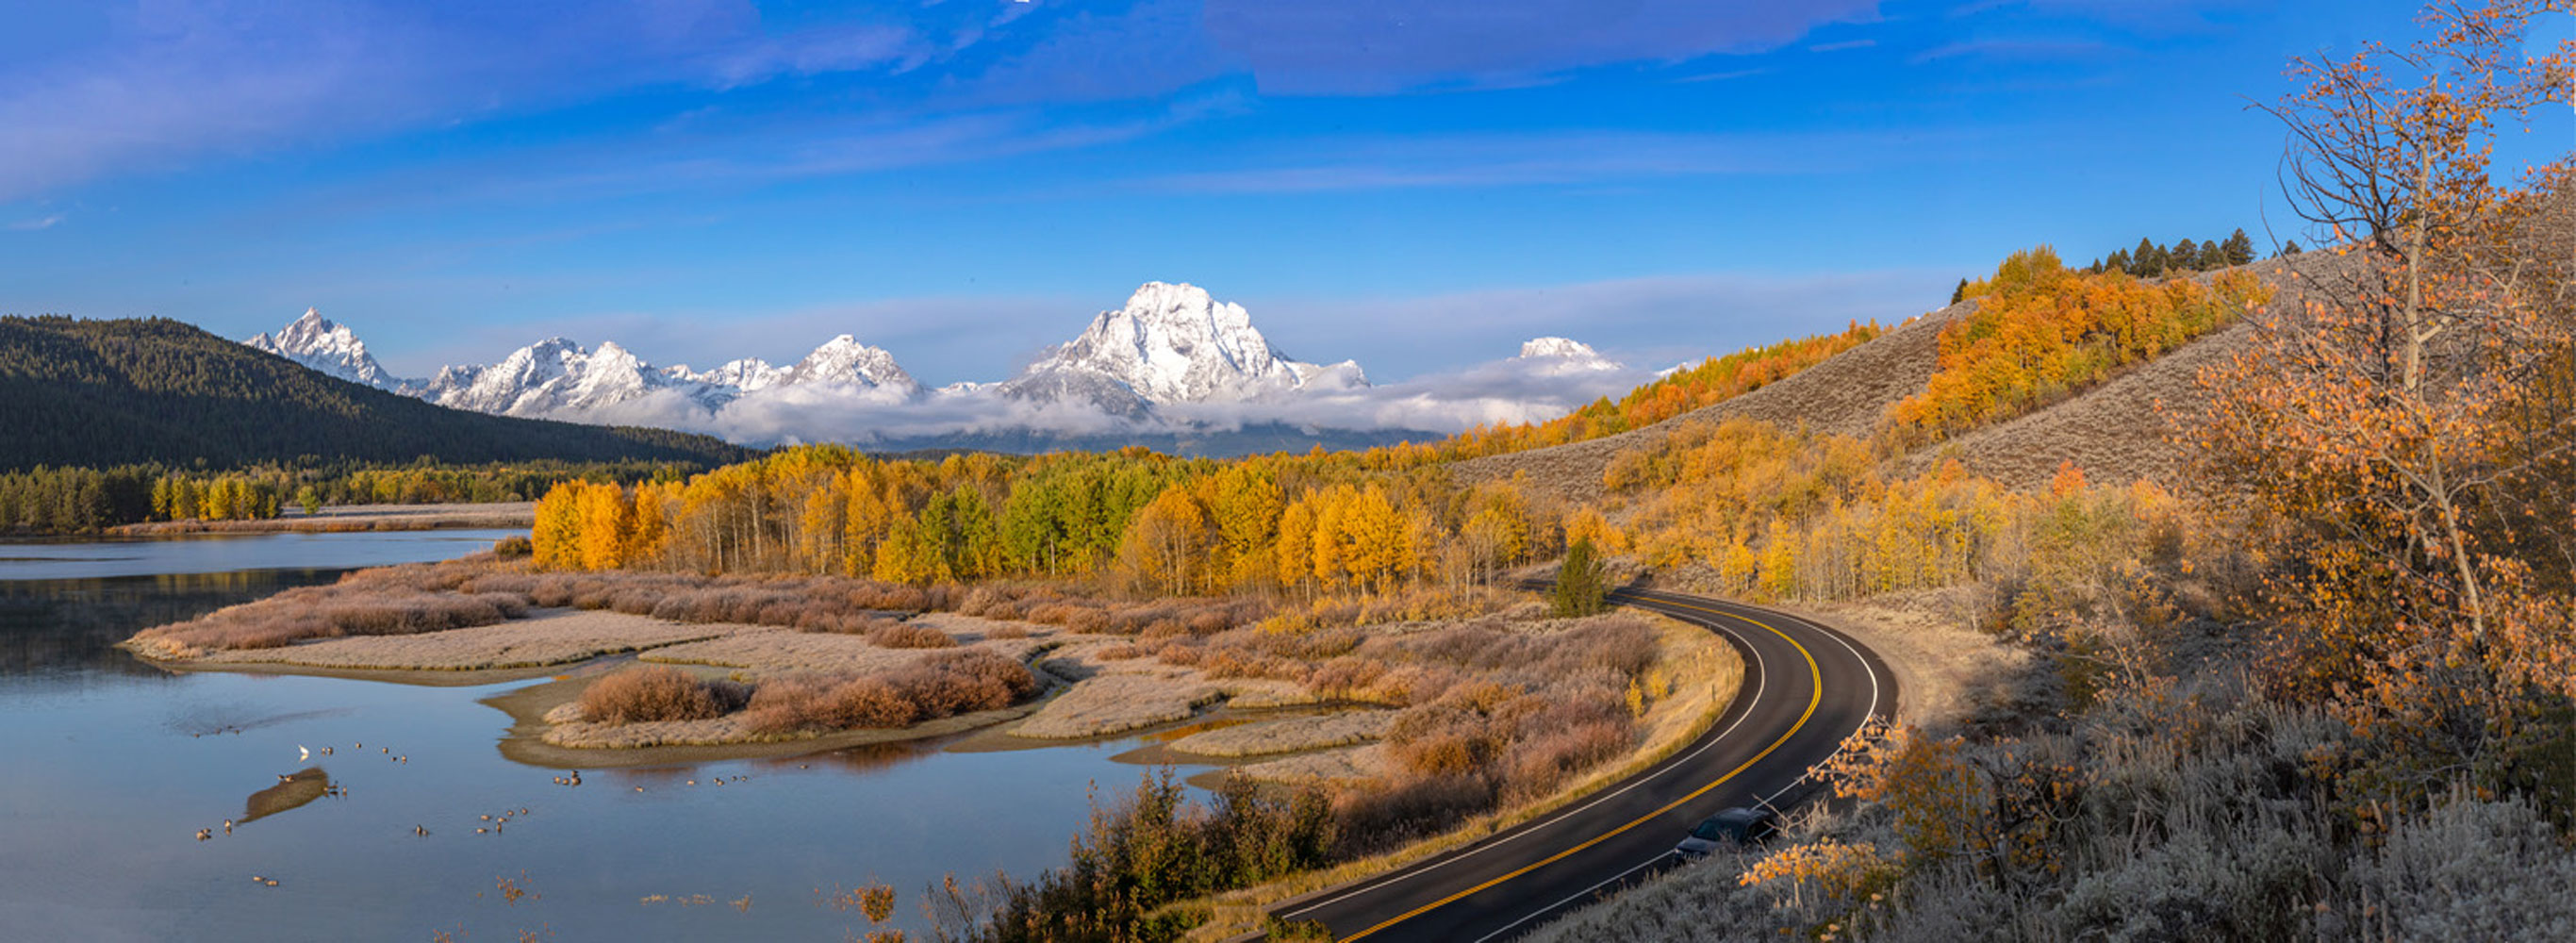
<box><xmin>1888</xmin><ymin>247</ymin><xmax>2271</xmax><ymax>445</ymax></box>
<box><xmin>2207</xmin><ymin>0</ymin><xmax>2576</xmax><ymax>802</ymax></box>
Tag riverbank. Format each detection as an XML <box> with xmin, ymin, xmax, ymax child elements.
<box><xmin>108</xmin><ymin>502</ymin><xmax>535</xmax><ymax>537</ymax></box>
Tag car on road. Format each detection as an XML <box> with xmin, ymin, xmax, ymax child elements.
<box><xmin>1673</xmin><ymin>807</ymin><xmax>1777</xmax><ymax>859</ymax></box>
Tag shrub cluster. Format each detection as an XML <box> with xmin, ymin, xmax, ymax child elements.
<box><xmin>1329</xmin><ymin>616</ymin><xmax>1660</xmax><ymax>851</ymax></box>
<box><xmin>134</xmin><ymin>561</ymin><xmax>997</xmax><ymax>654</ymax></box>
<box><xmin>742</xmin><ymin>650</ymin><xmax>1040</xmax><ymax>734</ymax></box>
<box><xmin>129</xmin><ymin>562</ymin><xmax>529</xmax><ymax>653</ymax></box>
<box><xmin>578</xmin><ymin>665</ymin><xmax>751</xmax><ymax>723</ymax></box>
<box><xmin>929</xmin><ymin>770</ymin><xmax>1335</xmax><ymax>943</ymax></box>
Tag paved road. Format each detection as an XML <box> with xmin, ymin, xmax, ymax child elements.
<box><xmin>1269</xmin><ymin>587</ymin><xmax>1895</xmax><ymax>942</ymax></box>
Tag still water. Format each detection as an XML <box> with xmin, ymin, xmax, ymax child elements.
<box><xmin>0</xmin><ymin>530</ymin><xmax>1212</xmax><ymax>941</ymax></box>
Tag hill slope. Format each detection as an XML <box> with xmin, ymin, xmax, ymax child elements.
<box><xmin>1457</xmin><ymin>255</ymin><xmax>2327</xmax><ymax>502</ymax></box>
<box><xmin>1452</xmin><ymin>299</ymin><xmax>1957</xmax><ymax>504</ymax></box>
<box><xmin>0</xmin><ymin>316</ymin><xmax>751</xmax><ymax>470</ymax></box>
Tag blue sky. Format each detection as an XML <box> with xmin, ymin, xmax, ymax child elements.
<box><xmin>0</xmin><ymin>0</ymin><xmax>2551</xmax><ymax>386</ymax></box>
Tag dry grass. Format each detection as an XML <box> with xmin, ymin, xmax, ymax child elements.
<box><xmin>129</xmin><ymin>561</ymin><xmax>995</xmax><ymax>661</ymax></box>
<box><xmin>125</xmin><ymin>561</ymin><xmax>531</xmax><ymax>657</ymax></box>
<box><xmin>741</xmin><ymin>649</ymin><xmax>1040</xmax><ymax>734</ymax></box>
<box><xmin>159</xmin><ymin>608</ymin><xmax>726</xmax><ymax>671</ymax></box>
<box><xmin>1453</xmin><ymin>300</ymin><xmax>1964</xmax><ymax>505</ymax></box>
<box><xmin>1011</xmin><ymin>672</ymin><xmax>1225</xmax><ymax>739</ymax></box>
<box><xmin>579</xmin><ymin>665</ymin><xmax>751</xmax><ymax>723</ymax></box>
<box><xmin>1458</xmin><ymin>256</ymin><xmax>2346</xmax><ymax>504</ymax></box>
<box><xmin>1180</xmin><ymin>613</ymin><xmax>1742</xmax><ymax>940</ymax></box>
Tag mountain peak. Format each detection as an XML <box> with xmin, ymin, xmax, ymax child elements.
<box><xmin>1519</xmin><ymin>337</ymin><xmax>1597</xmax><ymax>359</ymax></box>
<box><xmin>1516</xmin><ymin>336</ymin><xmax>1623</xmax><ymax>374</ymax></box>
<box><xmin>244</xmin><ymin>307</ymin><xmax>404</xmax><ymax>389</ymax></box>
<box><xmin>1003</xmin><ymin>282</ymin><xmax>1360</xmax><ymax>413</ymax></box>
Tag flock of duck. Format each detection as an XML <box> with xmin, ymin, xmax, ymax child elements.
<box><xmin>194</xmin><ymin>740</ymin><xmax>777</xmax><ymax>888</ymax></box>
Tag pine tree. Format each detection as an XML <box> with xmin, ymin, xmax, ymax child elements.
<box><xmin>2129</xmin><ymin>238</ymin><xmax>2162</xmax><ymax>276</ymax></box>
<box><xmin>2171</xmin><ymin>238</ymin><xmax>2201</xmax><ymax>272</ymax></box>
<box><xmin>1951</xmin><ymin>278</ymin><xmax>1970</xmax><ymax>305</ymax></box>
<box><xmin>2277</xmin><ymin>240</ymin><xmax>2304</xmax><ymax>256</ymax></box>
<box><xmin>1552</xmin><ymin>537</ymin><xmax>1608</xmax><ymax>618</ymax></box>
<box><xmin>2221</xmin><ymin>228</ymin><xmax>2255</xmax><ymax>266</ymax></box>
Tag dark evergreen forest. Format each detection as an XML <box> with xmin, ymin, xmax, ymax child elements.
<box><xmin>0</xmin><ymin>316</ymin><xmax>750</xmax><ymax>471</ymax></box>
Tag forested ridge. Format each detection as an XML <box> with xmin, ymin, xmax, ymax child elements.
<box><xmin>0</xmin><ymin>315</ymin><xmax>750</xmax><ymax>470</ymax></box>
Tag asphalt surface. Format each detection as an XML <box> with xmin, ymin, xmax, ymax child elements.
<box><xmin>1268</xmin><ymin>587</ymin><xmax>1896</xmax><ymax>943</ymax></box>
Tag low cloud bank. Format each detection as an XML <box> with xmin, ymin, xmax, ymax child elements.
<box><xmin>566</xmin><ymin>350</ymin><xmax>1660</xmax><ymax>449</ymax></box>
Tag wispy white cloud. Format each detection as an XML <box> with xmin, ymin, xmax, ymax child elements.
<box><xmin>1201</xmin><ymin>0</ymin><xmax>1882</xmax><ymax>94</ymax></box>
<box><xmin>1137</xmin><ymin>128</ymin><xmax>1940</xmax><ymax>194</ymax></box>
<box><xmin>0</xmin><ymin>1</ymin><xmax>1038</xmax><ymax>201</ymax></box>
<box><xmin>1910</xmin><ymin>38</ymin><xmax>2115</xmax><ymax>65</ymax></box>
<box><xmin>7</xmin><ymin>213</ymin><xmax>65</xmax><ymax>231</ymax></box>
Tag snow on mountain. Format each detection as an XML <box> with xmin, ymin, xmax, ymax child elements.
<box><xmin>1513</xmin><ymin>337</ymin><xmax>1625</xmax><ymax>375</ymax></box>
<box><xmin>777</xmin><ymin>335</ymin><xmax>918</xmax><ymax>392</ymax></box>
<box><xmin>226</xmin><ymin>292</ymin><xmax>1642</xmax><ymax>453</ymax></box>
<box><xmin>410</xmin><ymin>338</ymin><xmax>679</xmax><ymax>417</ymax></box>
<box><xmin>669</xmin><ymin>337</ymin><xmax>916</xmax><ymax>399</ymax></box>
<box><xmin>999</xmin><ymin>282</ymin><xmax>1364</xmax><ymax>415</ymax></box>
<box><xmin>414</xmin><ymin>334</ymin><xmax>917</xmax><ymax>420</ymax></box>
<box><xmin>244</xmin><ymin>308</ymin><xmax>405</xmax><ymax>389</ymax></box>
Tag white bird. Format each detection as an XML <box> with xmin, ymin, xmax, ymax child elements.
<box><xmin>298</xmin><ymin>745</ymin><xmax>309</xmax><ymax>761</ymax></box>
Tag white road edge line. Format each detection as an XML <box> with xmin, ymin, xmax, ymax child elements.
<box><xmin>1468</xmin><ymin>856</ymin><xmax>1666</xmax><ymax>943</ymax></box>
<box><xmin>1466</xmin><ymin>600</ymin><xmax>1895</xmax><ymax>943</ymax></box>
<box><xmin>1280</xmin><ymin>599</ymin><xmax>1772</xmax><ymax>919</ymax></box>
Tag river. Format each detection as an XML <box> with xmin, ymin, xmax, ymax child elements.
<box><xmin>0</xmin><ymin>529</ymin><xmax>1214</xmax><ymax>941</ymax></box>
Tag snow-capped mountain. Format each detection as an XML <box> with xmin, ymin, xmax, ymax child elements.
<box><xmin>414</xmin><ymin>335</ymin><xmax>917</xmax><ymax>419</ymax></box>
<box><xmin>410</xmin><ymin>339</ymin><xmax>702</xmax><ymax>418</ymax></box>
<box><xmin>232</xmin><ymin>290</ymin><xmax>1640</xmax><ymax>455</ymax></box>
<box><xmin>244</xmin><ymin>308</ymin><xmax>404</xmax><ymax>389</ymax></box>
<box><xmin>998</xmin><ymin>282</ymin><xmax>1364</xmax><ymax>416</ymax></box>
<box><xmin>1514</xmin><ymin>337</ymin><xmax>1624</xmax><ymax>375</ymax></box>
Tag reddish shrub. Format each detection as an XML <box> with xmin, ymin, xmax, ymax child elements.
<box><xmin>867</xmin><ymin>622</ymin><xmax>957</xmax><ymax>649</ymax></box>
<box><xmin>1308</xmin><ymin>657</ymin><xmax>1386</xmax><ymax>699</ymax></box>
<box><xmin>580</xmin><ymin>666</ymin><xmax>751</xmax><ymax>723</ymax></box>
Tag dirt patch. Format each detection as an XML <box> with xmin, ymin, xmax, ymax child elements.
<box><xmin>1778</xmin><ymin>591</ymin><xmax>2029</xmax><ymax>734</ymax></box>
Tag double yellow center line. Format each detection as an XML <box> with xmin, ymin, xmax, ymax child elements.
<box><xmin>1339</xmin><ymin>598</ymin><xmax>1825</xmax><ymax>941</ymax></box>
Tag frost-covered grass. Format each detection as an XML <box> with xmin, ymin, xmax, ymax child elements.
<box><xmin>1167</xmin><ymin>711</ymin><xmax>1395</xmax><ymax>757</ymax></box>
<box><xmin>1530</xmin><ymin>669</ymin><xmax>2576</xmax><ymax>943</ymax></box>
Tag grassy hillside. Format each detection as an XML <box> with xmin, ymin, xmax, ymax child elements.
<box><xmin>1458</xmin><ymin>251</ymin><xmax>2291</xmax><ymax>500</ymax></box>
<box><xmin>0</xmin><ymin>316</ymin><xmax>751</xmax><ymax>470</ymax></box>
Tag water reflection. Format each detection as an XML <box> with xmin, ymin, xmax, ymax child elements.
<box><xmin>0</xmin><ymin>531</ymin><xmax>1216</xmax><ymax>941</ymax></box>
<box><xmin>243</xmin><ymin>768</ymin><xmax>333</xmax><ymax>823</ymax></box>
<box><xmin>0</xmin><ymin>570</ymin><xmax>346</xmax><ymax>683</ymax></box>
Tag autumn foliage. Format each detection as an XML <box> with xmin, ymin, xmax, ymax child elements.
<box><xmin>526</xmin><ymin>447</ymin><xmax>1565</xmax><ymax>608</ymax></box>
<box><xmin>1431</xmin><ymin>322</ymin><xmax>1885</xmax><ymax>460</ymax></box>
<box><xmin>1890</xmin><ymin>246</ymin><xmax>2271</xmax><ymax>445</ymax></box>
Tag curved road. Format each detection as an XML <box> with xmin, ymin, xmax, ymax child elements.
<box><xmin>1268</xmin><ymin>586</ymin><xmax>1895</xmax><ymax>942</ymax></box>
